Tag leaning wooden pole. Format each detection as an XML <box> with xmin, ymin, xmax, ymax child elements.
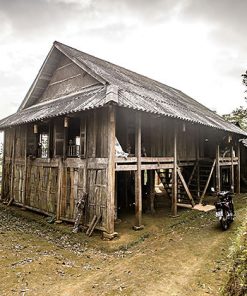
<box><xmin>105</xmin><ymin>105</ymin><xmax>116</xmax><ymax>235</ymax></box>
<box><xmin>172</xmin><ymin>124</ymin><xmax>178</xmax><ymax>216</ymax></box>
<box><xmin>134</xmin><ymin>112</ymin><xmax>143</xmax><ymax>230</ymax></box>
<box><xmin>236</xmin><ymin>140</ymin><xmax>241</xmax><ymax>194</ymax></box>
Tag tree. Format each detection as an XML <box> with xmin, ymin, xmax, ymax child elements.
<box><xmin>223</xmin><ymin>106</ymin><xmax>247</xmax><ymax>130</ymax></box>
<box><xmin>242</xmin><ymin>70</ymin><xmax>247</xmax><ymax>87</ymax></box>
<box><xmin>222</xmin><ymin>71</ymin><xmax>247</xmax><ymax>130</ymax></box>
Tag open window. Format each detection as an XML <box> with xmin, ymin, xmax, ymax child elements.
<box><xmin>65</xmin><ymin>116</ymin><xmax>86</xmax><ymax>158</ymax></box>
<box><xmin>26</xmin><ymin>123</ymin><xmax>50</xmax><ymax>158</ymax></box>
<box><xmin>37</xmin><ymin>124</ymin><xmax>50</xmax><ymax>158</ymax></box>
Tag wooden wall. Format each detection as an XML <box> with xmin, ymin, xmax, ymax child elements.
<box><xmin>116</xmin><ymin>108</ymin><xmax>197</xmax><ymax>159</ymax></box>
<box><xmin>39</xmin><ymin>55</ymin><xmax>99</xmax><ymax>103</ymax></box>
<box><xmin>2</xmin><ymin>107</ymin><xmax>241</xmax><ymax>233</ymax></box>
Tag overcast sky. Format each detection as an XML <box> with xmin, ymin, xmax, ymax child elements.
<box><xmin>0</xmin><ymin>0</ymin><xmax>246</xmax><ymax>121</ymax></box>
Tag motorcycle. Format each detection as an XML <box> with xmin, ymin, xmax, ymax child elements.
<box><xmin>212</xmin><ymin>187</ymin><xmax>235</xmax><ymax>230</ymax></box>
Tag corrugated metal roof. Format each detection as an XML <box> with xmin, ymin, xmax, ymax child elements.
<box><xmin>0</xmin><ymin>41</ymin><xmax>246</xmax><ymax>136</ymax></box>
<box><xmin>55</xmin><ymin>42</ymin><xmax>247</xmax><ymax>135</ymax></box>
<box><xmin>0</xmin><ymin>85</ymin><xmax>106</xmax><ymax>128</ymax></box>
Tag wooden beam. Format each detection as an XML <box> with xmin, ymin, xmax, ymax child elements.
<box><xmin>172</xmin><ymin>125</ymin><xmax>178</xmax><ymax>216</ymax></box>
<box><xmin>106</xmin><ymin>105</ymin><xmax>116</xmax><ymax>234</ymax></box>
<box><xmin>199</xmin><ymin>159</ymin><xmax>216</xmax><ymax>204</ymax></box>
<box><xmin>231</xmin><ymin>144</ymin><xmax>235</xmax><ymax>193</ymax></box>
<box><xmin>216</xmin><ymin>144</ymin><xmax>221</xmax><ymax>192</ymax></box>
<box><xmin>236</xmin><ymin>141</ymin><xmax>241</xmax><ymax>194</ymax></box>
<box><xmin>177</xmin><ymin>166</ymin><xmax>195</xmax><ymax>207</ymax></box>
<box><xmin>134</xmin><ymin>112</ymin><xmax>143</xmax><ymax>229</ymax></box>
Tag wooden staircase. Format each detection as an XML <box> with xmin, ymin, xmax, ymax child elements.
<box><xmin>156</xmin><ymin>159</ymin><xmax>215</xmax><ymax>208</ymax></box>
<box><xmin>178</xmin><ymin>159</ymin><xmax>216</xmax><ymax>205</ymax></box>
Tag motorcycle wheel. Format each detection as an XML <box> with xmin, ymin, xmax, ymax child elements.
<box><xmin>220</xmin><ymin>216</ymin><xmax>229</xmax><ymax>230</ymax></box>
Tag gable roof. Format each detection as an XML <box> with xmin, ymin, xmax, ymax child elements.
<box><xmin>0</xmin><ymin>41</ymin><xmax>246</xmax><ymax>136</ymax></box>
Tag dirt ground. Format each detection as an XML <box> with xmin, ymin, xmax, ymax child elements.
<box><xmin>0</xmin><ymin>194</ymin><xmax>246</xmax><ymax>296</ymax></box>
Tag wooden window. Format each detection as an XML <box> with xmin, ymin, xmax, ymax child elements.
<box><xmin>65</xmin><ymin>117</ymin><xmax>86</xmax><ymax>158</ymax></box>
<box><xmin>66</xmin><ymin>117</ymin><xmax>80</xmax><ymax>158</ymax></box>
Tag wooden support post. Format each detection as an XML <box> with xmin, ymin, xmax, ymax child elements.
<box><xmin>216</xmin><ymin>144</ymin><xmax>221</xmax><ymax>192</ymax></box>
<box><xmin>134</xmin><ymin>112</ymin><xmax>143</xmax><ymax>230</ymax></box>
<box><xmin>92</xmin><ymin>111</ymin><xmax>97</xmax><ymax>158</ymax></box>
<box><xmin>10</xmin><ymin>128</ymin><xmax>16</xmax><ymax>203</ymax></box>
<box><xmin>22</xmin><ymin>126</ymin><xmax>28</xmax><ymax>205</ymax></box>
<box><xmin>236</xmin><ymin>141</ymin><xmax>241</xmax><ymax>194</ymax></box>
<box><xmin>196</xmin><ymin>130</ymin><xmax>200</xmax><ymax>198</ymax></box>
<box><xmin>1</xmin><ymin>131</ymin><xmax>6</xmax><ymax>200</ymax></box>
<box><xmin>56</xmin><ymin>158</ymin><xmax>63</xmax><ymax>222</ymax></box>
<box><xmin>148</xmin><ymin>170</ymin><xmax>155</xmax><ymax>214</ymax></box>
<box><xmin>231</xmin><ymin>144</ymin><xmax>234</xmax><ymax>193</ymax></box>
<box><xmin>172</xmin><ymin>125</ymin><xmax>178</xmax><ymax>216</ymax></box>
<box><xmin>105</xmin><ymin>105</ymin><xmax>116</xmax><ymax>235</ymax></box>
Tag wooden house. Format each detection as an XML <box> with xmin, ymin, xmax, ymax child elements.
<box><xmin>0</xmin><ymin>41</ymin><xmax>246</xmax><ymax>238</ymax></box>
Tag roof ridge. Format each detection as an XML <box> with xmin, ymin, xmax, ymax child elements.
<box><xmin>54</xmin><ymin>41</ymin><xmax>185</xmax><ymax>94</ymax></box>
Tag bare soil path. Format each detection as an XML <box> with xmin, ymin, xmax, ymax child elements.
<box><xmin>0</xmin><ymin>194</ymin><xmax>246</xmax><ymax>296</ymax></box>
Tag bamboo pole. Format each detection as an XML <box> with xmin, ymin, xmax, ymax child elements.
<box><xmin>134</xmin><ymin>112</ymin><xmax>143</xmax><ymax>229</ymax></box>
<box><xmin>172</xmin><ymin>124</ymin><xmax>178</xmax><ymax>216</ymax></box>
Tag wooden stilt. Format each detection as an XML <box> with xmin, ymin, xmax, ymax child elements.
<box><xmin>196</xmin><ymin>130</ymin><xmax>200</xmax><ymax>198</ymax></box>
<box><xmin>216</xmin><ymin>144</ymin><xmax>220</xmax><ymax>192</ymax></box>
<box><xmin>172</xmin><ymin>125</ymin><xmax>178</xmax><ymax>216</ymax></box>
<box><xmin>134</xmin><ymin>112</ymin><xmax>143</xmax><ymax>229</ymax></box>
<box><xmin>148</xmin><ymin>170</ymin><xmax>155</xmax><ymax>214</ymax></box>
<box><xmin>236</xmin><ymin>141</ymin><xmax>241</xmax><ymax>194</ymax></box>
<box><xmin>22</xmin><ymin>126</ymin><xmax>28</xmax><ymax>205</ymax></box>
<box><xmin>1</xmin><ymin>131</ymin><xmax>6</xmax><ymax>199</ymax></box>
<box><xmin>10</xmin><ymin>128</ymin><xmax>16</xmax><ymax>203</ymax></box>
<box><xmin>231</xmin><ymin>144</ymin><xmax>234</xmax><ymax>192</ymax></box>
<box><xmin>56</xmin><ymin>158</ymin><xmax>63</xmax><ymax>222</ymax></box>
<box><xmin>106</xmin><ymin>105</ymin><xmax>116</xmax><ymax>234</ymax></box>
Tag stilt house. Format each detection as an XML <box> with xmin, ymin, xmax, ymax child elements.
<box><xmin>0</xmin><ymin>41</ymin><xmax>246</xmax><ymax>237</ymax></box>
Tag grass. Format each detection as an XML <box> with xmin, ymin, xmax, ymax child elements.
<box><xmin>223</xmin><ymin>212</ymin><xmax>247</xmax><ymax>296</ymax></box>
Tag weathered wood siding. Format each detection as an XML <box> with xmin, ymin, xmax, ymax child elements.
<box><xmin>39</xmin><ymin>55</ymin><xmax>99</xmax><ymax>103</ymax></box>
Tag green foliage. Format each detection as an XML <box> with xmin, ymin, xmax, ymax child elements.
<box><xmin>242</xmin><ymin>70</ymin><xmax>247</xmax><ymax>87</ymax></box>
<box><xmin>223</xmin><ymin>216</ymin><xmax>247</xmax><ymax>296</ymax></box>
<box><xmin>223</xmin><ymin>106</ymin><xmax>247</xmax><ymax>130</ymax></box>
<box><xmin>223</xmin><ymin>71</ymin><xmax>247</xmax><ymax>130</ymax></box>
